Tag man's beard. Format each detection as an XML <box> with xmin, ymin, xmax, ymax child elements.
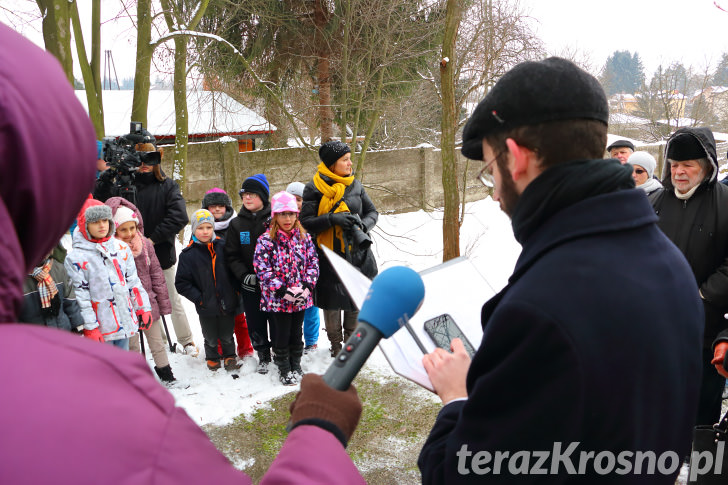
<box><xmin>496</xmin><ymin>160</ymin><xmax>521</xmax><ymax>218</ymax></box>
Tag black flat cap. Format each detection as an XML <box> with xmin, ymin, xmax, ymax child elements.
<box><xmin>461</xmin><ymin>57</ymin><xmax>608</xmax><ymax>160</ymax></box>
<box><xmin>606</xmin><ymin>140</ymin><xmax>635</xmax><ymax>152</ymax></box>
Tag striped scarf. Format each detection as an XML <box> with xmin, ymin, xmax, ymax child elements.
<box><xmin>32</xmin><ymin>259</ymin><xmax>59</xmax><ymax>309</ymax></box>
<box><xmin>314</xmin><ymin>162</ymin><xmax>354</xmax><ymax>250</ymax></box>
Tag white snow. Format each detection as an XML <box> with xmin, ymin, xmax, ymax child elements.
<box><xmin>74</xmin><ymin>89</ymin><xmax>277</xmax><ymax>137</ymax></box>
<box><xmin>127</xmin><ymin>196</ymin><xmax>519</xmax><ymax>427</ymax></box>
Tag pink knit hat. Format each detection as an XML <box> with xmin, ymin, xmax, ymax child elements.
<box><xmin>270</xmin><ymin>191</ymin><xmax>299</xmax><ymax>215</ymax></box>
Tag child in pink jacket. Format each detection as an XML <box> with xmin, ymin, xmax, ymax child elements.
<box><xmin>254</xmin><ymin>191</ymin><xmax>318</xmax><ymax>385</ymax></box>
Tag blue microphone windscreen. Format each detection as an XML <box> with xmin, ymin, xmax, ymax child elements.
<box><xmin>358</xmin><ymin>266</ymin><xmax>425</xmax><ymax>338</ymax></box>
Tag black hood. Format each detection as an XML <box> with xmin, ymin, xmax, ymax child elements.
<box><xmin>661</xmin><ymin>127</ymin><xmax>718</xmax><ymax>186</ymax></box>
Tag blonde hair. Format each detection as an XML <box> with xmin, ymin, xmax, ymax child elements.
<box><xmin>269</xmin><ymin>216</ymin><xmax>306</xmax><ymax>240</ymax></box>
<box><xmin>135</xmin><ymin>142</ymin><xmax>166</xmax><ymax>182</ymax></box>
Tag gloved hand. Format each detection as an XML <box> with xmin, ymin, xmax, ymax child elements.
<box><xmin>83</xmin><ymin>327</ymin><xmax>105</xmax><ymax>343</ymax></box>
<box><xmin>241</xmin><ymin>273</ymin><xmax>257</xmax><ymax>292</ymax></box>
<box><xmin>282</xmin><ymin>286</ymin><xmax>304</xmax><ymax>303</ymax></box>
<box><xmin>289</xmin><ymin>373</ymin><xmax>362</xmax><ymax>447</ymax></box>
<box><xmin>711</xmin><ymin>342</ymin><xmax>728</xmax><ymax>378</ymax></box>
<box><xmin>295</xmin><ymin>287</ymin><xmax>311</xmax><ymax>305</ymax></box>
<box><xmin>329</xmin><ymin>213</ymin><xmax>359</xmax><ymax>231</ymax></box>
<box><xmin>97</xmin><ymin>168</ymin><xmax>115</xmax><ymax>185</ymax></box>
<box><xmin>137</xmin><ymin>310</ymin><xmax>153</xmax><ymax>331</ymax></box>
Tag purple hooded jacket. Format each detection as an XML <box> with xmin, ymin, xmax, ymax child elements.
<box><xmin>106</xmin><ymin>197</ymin><xmax>172</xmax><ymax>321</ymax></box>
<box><xmin>0</xmin><ymin>24</ymin><xmax>364</xmax><ymax>485</ymax></box>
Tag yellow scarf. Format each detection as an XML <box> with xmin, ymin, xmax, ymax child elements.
<box><xmin>314</xmin><ymin>162</ymin><xmax>354</xmax><ymax>250</ymax></box>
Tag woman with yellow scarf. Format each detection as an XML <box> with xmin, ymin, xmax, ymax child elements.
<box><xmin>299</xmin><ymin>141</ymin><xmax>379</xmax><ymax>357</ymax></box>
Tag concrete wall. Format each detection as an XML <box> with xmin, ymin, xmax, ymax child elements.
<box><xmin>177</xmin><ymin>140</ymin><xmax>490</xmax><ymax>217</ymax></box>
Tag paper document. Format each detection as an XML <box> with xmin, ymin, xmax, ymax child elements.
<box><xmin>321</xmin><ymin>247</ymin><xmax>495</xmax><ymax>391</ymax></box>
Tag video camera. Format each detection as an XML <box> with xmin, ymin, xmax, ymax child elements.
<box><xmin>100</xmin><ymin>122</ymin><xmax>161</xmax><ymax>205</ymax></box>
<box><xmin>102</xmin><ymin>121</ymin><xmax>161</xmax><ymax>172</ymax></box>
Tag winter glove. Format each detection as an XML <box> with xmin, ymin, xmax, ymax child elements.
<box><xmin>295</xmin><ymin>287</ymin><xmax>311</xmax><ymax>305</ymax></box>
<box><xmin>282</xmin><ymin>286</ymin><xmax>304</xmax><ymax>303</ymax></box>
<box><xmin>288</xmin><ymin>373</ymin><xmax>362</xmax><ymax>447</ymax></box>
<box><xmin>83</xmin><ymin>327</ymin><xmax>105</xmax><ymax>343</ymax></box>
<box><xmin>328</xmin><ymin>213</ymin><xmax>359</xmax><ymax>231</ymax></box>
<box><xmin>137</xmin><ymin>310</ymin><xmax>153</xmax><ymax>331</ymax></box>
<box><xmin>241</xmin><ymin>273</ymin><xmax>257</xmax><ymax>292</ymax></box>
<box><xmin>97</xmin><ymin>168</ymin><xmax>115</xmax><ymax>185</ymax></box>
<box><xmin>711</xmin><ymin>342</ymin><xmax>728</xmax><ymax>378</ymax></box>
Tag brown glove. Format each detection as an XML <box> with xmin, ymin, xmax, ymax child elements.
<box><xmin>711</xmin><ymin>342</ymin><xmax>728</xmax><ymax>379</ymax></box>
<box><xmin>288</xmin><ymin>373</ymin><xmax>362</xmax><ymax>447</ymax></box>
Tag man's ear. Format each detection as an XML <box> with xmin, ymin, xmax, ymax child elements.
<box><xmin>505</xmin><ymin>138</ymin><xmax>531</xmax><ymax>181</ymax></box>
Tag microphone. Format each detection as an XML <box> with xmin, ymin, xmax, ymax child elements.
<box><xmin>322</xmin><ymin>266</ymin><xmax>425</xmax><ymax>391</ymax></box>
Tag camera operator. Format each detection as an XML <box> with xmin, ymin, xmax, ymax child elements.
<box><xmin>94</xmin><ymin>137</ymin><xmax>198</xmax><ymax>355</ymax></box>
<box><xmin>299</xmin><ymin>141</ymin><xmax>378</xmax><ymax>358</ymax></box>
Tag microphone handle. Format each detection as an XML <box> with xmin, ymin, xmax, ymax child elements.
<box><xmin>322</xmin><ymin>321</ymin><xmax>383</xmax><ymax>391</ymax></box>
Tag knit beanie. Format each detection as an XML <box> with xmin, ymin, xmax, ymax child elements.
<box><xmin>190</xmin><ymin>209</ymin><xmax>215</xmax><ymax>235</ymax></box>
<box><xmin>271</xmin><ymin>191</ymin><xmax>299</xmax><ymax>215</ymax></box>
<box><xmin>606</xmin><ymin>139</ymin><xmax>635</xmax><ymax>153</ymax></box>
<box><xmin>202</xmin><ymin>187</ymin><xmax>233</xmax><ymax>210</ymax></box>
<box><xmin>112</xmin><ymin>205</ymin><xmax>138</xmax><ymax>228</ymax></box>
<box><xmin>286</xmin><ymin>181</ymin><xmax>305</xmax><ymax>198</ymax></box>
<box><xmin>666</xmin><ymin>132</ymin><xmax>707</xmax><ymax>161</ymax></box>
<box><xmin>462</xmin><ymin>57</ymin><xmax>608</xmax><ymax>160</ymax></box>
<box><xmin>319</xmin><ymin>141</ymin><xmax>351</xmax><ymax>168</ymax></box>
<box><xmin>626</xmin><ymin>151</ymin><xmax>657</xmax><ymax>179</ymax></box>
<box><xmin>239</xmin><ymin>174</ymin><xmax>270</xmax><ymax>201</ymax></box>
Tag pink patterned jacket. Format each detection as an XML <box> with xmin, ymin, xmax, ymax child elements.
<box><xmin>253</xmin><ymin>227</ymin><xmax>319</xmax><ymax>312</ymax></box>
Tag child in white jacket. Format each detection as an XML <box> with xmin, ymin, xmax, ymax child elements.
<box><xmin>65</xmin><ymin>198</ymin><xmax>151</xmax><ymax>350</ymax></box>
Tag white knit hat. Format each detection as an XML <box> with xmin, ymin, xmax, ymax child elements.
<box><xmin>627</xmin><ymin>151</ymin><xmax>657</xmax><ymax>179</ymax></box>
<box><xmin>112</xmin><ymin>206</ymin><xmax>138</xmax><ymax>228</ymax></box>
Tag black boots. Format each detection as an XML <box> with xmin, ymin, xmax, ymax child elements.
<box><xmin>273</xmin><ymin>347</ymin><xmax>295</xmax><ymax>386</ymax></box>
<box><xmin>257</xmin><ymin>348</ymin><xmax>271</xmax><ymax>375</ymax></box>
<box><xmin>154</xmin><ymin>365</ymin><xmax>176</xmax><ymax>382</ymax></box>
<box><xmin>290</xmin><ymin>344</ymin><xmax>304</xmax><ymax>378</ymax></box>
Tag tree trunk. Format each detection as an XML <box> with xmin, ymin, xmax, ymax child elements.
<box><xmin>440</xmin><ymin>0</ymin><xmax>462</xmax><ymax>262</ymax></box>
<box><xmin>69</xmin><ymin>0</ymin><xmax>104</xmax><ymax>138</ymax></box>
<box><xmin>171</xmin><ymin>36</ymin><xmax>189</xmax><ymax>189</ymax></box>
<box><xmin>132</xmin><ymin>0</ymin><xmax>154</xmax><ymax>126</ymax></box>
<box><xmin>313</xmin><ymin>0</ymin><xmax>334</xmax><ymax>143</ymax></box>
<box><xmin>36</xmin><ymin>0</ymin><xmax>73</xmax><ymax>83</ymax></box>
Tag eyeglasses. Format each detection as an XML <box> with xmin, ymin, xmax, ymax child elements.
<box><xmin>240</xmin><ymin>192</ymin><xmax>259</xmax><ymax>199</ymax></box>
<box><xmin>277</xmin><ymin>212</ymin><xmax>297</xmax><ymax>218</ymax></box>
<box><xmin>633</xmin><ymin>169</ymin><xmax>646</xmax><ymax>175</ymax></box>
<box><xmin>476</xmin><ymin>154</ymin><xmax>500</xmax><ymax>188</ymax></box>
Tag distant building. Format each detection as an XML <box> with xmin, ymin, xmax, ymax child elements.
<box><xmin>75</xmin><ymin>89</ymin><xmax>276</xmax><ymax>152</ymax></box>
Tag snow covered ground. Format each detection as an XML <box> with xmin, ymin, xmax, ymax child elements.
<box><xmin>154</xmin><ymin>196</ymin><xmax>520</xmax><ymax>426</ymax></box>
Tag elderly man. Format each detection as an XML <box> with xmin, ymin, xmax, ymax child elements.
<box><xmin>606</xmin><ymin>139</ymin><xmax>635</xmax><ymax>164</ymax></box>
<box><xmin>418</xmin><ymin>57</ymin><xmax>702</xmax><ymax>483</ymax></box>
<box><xmin>649</xmin><ymin>127</ymin><xmax>728</xmax><ymax>427</ymax></box>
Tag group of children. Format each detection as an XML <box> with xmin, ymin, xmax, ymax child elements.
<box><xmin>21</xmin><ymin>175</ymin><xmax>322</xmax><ymax>387</ymax></box>
<box><xmin>181</xmin><ymin>175</ymin><xmax>320</xmax><ymax>385</ymax></box>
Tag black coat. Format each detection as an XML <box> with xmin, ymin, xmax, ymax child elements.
<box><xmin>299</xmin><ymin>177</ymin><xmax>378</xmax><ymax>311</ymax></box>
<box><xmin>224</xmin><ymin>205</ymin><xmax>272</xmax><ymax>288</ymax></box>
<box><xmin>175</xmin><ymin>238</ymin><xmax>237</xmax><ymax>317</ymax></box>
<box><xmin>649</xmin><ymin>127</ymin><xmax>728</xmax><ymax>347</ymax></box>
<box><xmin>19</xmin><ymin>259</ymin><xmax>84</xmax><ymax>331</ymax></box>
<box><xmin>418</xmin><ymin>187</ymin><xmax>702</xmax><ymax>484</ymax></box>
<box><xmin>95</xmin><ymin>172</ymin><xmax>188</xmax><ymax>270</ymax></box>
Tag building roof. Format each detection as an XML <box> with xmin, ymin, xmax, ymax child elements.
<box><xmin>74</xmin><ymin>89</ymin><xmax>276</xmax><ymax>138</ymax></box>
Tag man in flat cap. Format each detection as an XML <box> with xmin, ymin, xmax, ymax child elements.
<box><xmin>418</xmin><ymin>57</ymin><xmax>702</xmax><ymax>483</ymax></box>
<box><xmin>649</xmin><ymin>127</ymin><xmax>728</xmax><ymax>428</ymax></box>
<box><xmin>606</xmin><ymin>139</ymin><xmax>636</xmax><ymax>164</ymax></box>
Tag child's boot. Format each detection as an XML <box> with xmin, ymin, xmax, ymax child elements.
<box><xmin>257</xmin><ymin>348</ymin><xmax>271</xmax><ymax>374</ymax></box>
<box><xmin>224</xmin><ymin>357</ymin><xmax>242</xmax><ymax>371</ymax></box>
<box><xmin>273</xmin><ymin>348</ymin><xmax>295</xmax><ymax>386</ymax></box>
<box><xmin>290</xmin><ymin>343</ymin><xmax>304</xmax><ymax>379</ymax></box>
<box><xmin>154</xmin><ymin>365</ymin><xmax>176</xmax><ymax>382</ymax></box>
<box><xmin>207</xmin><ymin>359</ymin><xmax>221</xmax><ymax>371</ymax></box>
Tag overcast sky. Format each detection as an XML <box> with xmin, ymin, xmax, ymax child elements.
<box><xmin>521</xmin><ymin>0</ymin><xmax>728</xmax><ymax>76</ymax></box>
<box><xmin>3</xmin><ymin>0</ymin><xmax>728</xmax><ymax>83</ymax></box>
